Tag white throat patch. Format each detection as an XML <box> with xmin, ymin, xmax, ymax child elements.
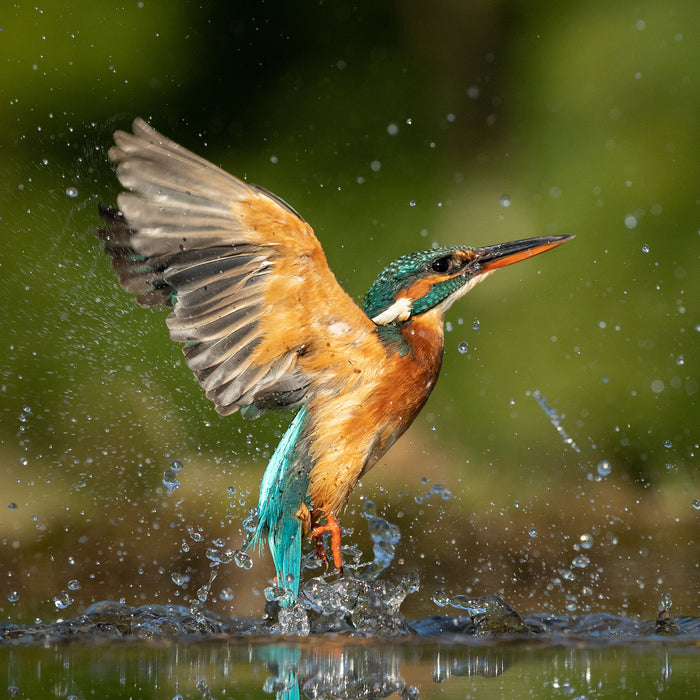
<box><xmin>435</xmin><ymin>270</ymin><xmax>495</xmax><ymax>315</ymax></box>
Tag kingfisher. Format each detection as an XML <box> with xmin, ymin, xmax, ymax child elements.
<box><xmin>97</xmin><ymin>118</ymin><xmax>573</xmax><ymax>603</ymax></box>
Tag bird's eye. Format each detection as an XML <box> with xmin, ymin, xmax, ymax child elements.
<box><xmin>431</xmin><ymin>256</ymin><xmax>451</xmax><ymax>273</ymax></box>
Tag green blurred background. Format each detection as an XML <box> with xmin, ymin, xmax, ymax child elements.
<box><xmin>1</xmin><ymin>0</ymin><xmax>698</xmax><ymax>623</ymax></box>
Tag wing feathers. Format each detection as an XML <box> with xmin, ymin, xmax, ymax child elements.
<box><xmin>98</xmin><ymin>118</ymin><xmax>373</xmax><ymax>417</ymax></box>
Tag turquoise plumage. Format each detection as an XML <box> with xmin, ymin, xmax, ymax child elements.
<box><xmin>250</xmin><ymin>407</ymin><xmax>310</xmax><ymax>603</ymax></box>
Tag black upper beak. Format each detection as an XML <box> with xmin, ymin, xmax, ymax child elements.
<box><xmin>470</xmin><ymin>235</ymin><xmax>574</xmax><ymax>275</ymax></box>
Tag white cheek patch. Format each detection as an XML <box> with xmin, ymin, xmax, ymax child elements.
<box><xmin>371</xmin><ymin>296</ymin><xmax>413</xmax><ymax>325</ymax></box>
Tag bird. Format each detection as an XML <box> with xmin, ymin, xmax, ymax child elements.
<box><xmin>97</xmin><ymin>118</ymin><xmax>573</xmax><ymax>604</ymax></box>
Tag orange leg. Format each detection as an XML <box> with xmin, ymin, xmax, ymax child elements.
<box><xmin>310</xmin><ymin>512</ymin><xmax>343</xmax><ymax>572</ymax></box>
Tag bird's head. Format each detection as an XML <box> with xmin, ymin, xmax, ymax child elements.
<box><xmin>363</xmin><ymin>235</ymin><xmax>573</xmax><ymax>325</ymax></box>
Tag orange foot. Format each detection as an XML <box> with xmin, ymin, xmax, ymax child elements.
<box><xmin>310</xmin><ymin>512</ymin><xmax>343</xmax><ymax>573</ymax></box>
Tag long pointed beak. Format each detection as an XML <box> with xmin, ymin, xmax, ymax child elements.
<box><xmin>470</xmin><ymin>234</ymin><xmax>574</xmax><ymax>275</ymax></box>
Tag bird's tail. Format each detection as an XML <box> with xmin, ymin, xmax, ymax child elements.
<box><xmin>249</xmin><ymin>407</ymin><xmax>309</xmax><ymax>604</ymax></box>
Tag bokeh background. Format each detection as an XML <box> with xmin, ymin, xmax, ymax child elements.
<box><xmin>1</xmin><ymin>0</ymin><xmax>698</xmax><ymax>624</ymax></box>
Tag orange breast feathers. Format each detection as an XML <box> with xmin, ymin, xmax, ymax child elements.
<box><xmin>304</xmin><ymin>307</ymin><xmax>446</xmax><ymax>519</ymax></box>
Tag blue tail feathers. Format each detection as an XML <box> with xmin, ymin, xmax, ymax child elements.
<box><xmin>249</xmin><ymin>407</ymin><xmax>309</xmax><ymax>603</ymax></box>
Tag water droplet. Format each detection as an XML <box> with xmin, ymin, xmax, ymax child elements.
<box><xmin>363</xmin><ymin>499</ymin><xmax>378</xmax><ymax>518</ymax></box>
<box><xmin>564</xmin><ymin>597</ymin><xmax>578</xmax><ymax>612</ymax></box>
<box><xmin>233</xmin><ymin>550</ymin><xmax>253</xmax><ymax>569</ymax></box>
<box><xmin>53</xmin><ymin>591</ymin><xmax>74</xmax><ymax>609</ymax></box>
<box><xmin>572</xmin><ymin>555</ymin><xmax>590</xmax><ymax>568</ymax></box>
<box><xmin>219</xmin><ymin>587</ymin><xmax>234</xmax><ymax>602</ymax></box>
<box><xmin>162</xmin><ymin>469</ymin><xmax>181</xmax><ymax>490</ymax></box>
<box><xmin>206</xmin><ymin>547</ymin><xmax>237</xmax><ymax>565</ymax></box>
<box><xmin>242</xmin><ymin>514</ymin><xmax>258</xmax><ymax>534</ymax></box>
<box><xmin>264</xmin><ymin>584</ymin><xmax>287</xmax><ymax>602</ymax></box>
<box><xmin>370</xmin><ymin>160</ymin><xmax>381</xmax><ymax>172</ymax></box>
<box><xmin>472</xmin><ymin>319</ymin><xmax>480</xmax><ymax>331</ymax></box>
<box><xmin>8</xmin><ymin>591</ymin><xmax>20</xmax><ymax>603</ymax></box>
<box><xmin>65</xmin><ymin>186</ymin><xmax>79</xmax><ymax>198</ymax></box>
<box><xmin>676</xmin><ymin>354</ymin><xmax>685</xmax><ymax>366</ymax></box>
<box><xmin>409</xmin><ymin>199</ymin><xmax>416</xmax><ymax>207</ymax></box>
<box><xmin>171</xmin><ymin>572</ymin><xmax>190</xmax><ymax>586</ymax></box>
<box><xmin>8</xmin><ymin>502</ymin><xmax>17</xmax><ymax>510</ymax></box>
<box><xmin>664</xmin><ymin>439</ymin><xmax>672</xmax><ymax>449</ymax></box>
<box><xmin>579</xmin><ymin>533</ymin><xmax>594</xmax><ymax>549</ymax></box>
<box><xmin>188</xmin><ymin>528</ymin><xmax>204</xmax><ymax>542</ymax></box>
<box><xmin>691</xmin><ymin>499</ymin><xmax>700</xmax><ymax>511</ymax></box>
<box><xmin>596</xmin><ymin>459</ymin><xmax>611</xmax><ymax>477</ymax></box>
<box><xmin>528</xmin><ymin>527</ymin><xmax>538</xmax><ymax>538</ymax></box>
<box><xmin>67</xmin><ymin>579</ymin><xmax>81</xmax><ymax>591</ymax></box>
<box><xmin>387</xmin><ymin>123</ymin><xmax>398</xmax><ymax>136</ymax></box>
<box><xmin>169</xmin><ymin>459</ymin><xmax>183</xmax><ymax>471</ymax></box>
<box><xmin>8</xmin><ymin>686</ymin><xmax>20</xmax><ymax>698</ymax></box>
<box><xmin>457</xmin><ymin>341</ymin><xmax>468</xmax><ymax>354</ymax></box>
<box><xmin>432</xmin><ymin>590</ymin><xmax>450</xmax><ymax>607</ymax></box>
<box><xmin>659</xmin><ymin>592</ymin><xmax>672</xmax><ymax>611</ymax></box>
<box><xmin>499</xmin><ymin>194</ymin><xmax>511</xmax><ymax>207</ymax></box>
<box><xmin>431</xmin><ymin>484</ymin><xmax>451</xmax><ymax>500</ymax></box>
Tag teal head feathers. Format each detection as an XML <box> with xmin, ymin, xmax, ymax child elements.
<box><xmin>364</xmin><ymin>236</ymin><xmax>572</xmax><ymax>326</ymax></box>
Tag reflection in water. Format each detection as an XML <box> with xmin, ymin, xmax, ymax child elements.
<box><xmin>1</xmin><ymin>601</ymin><xmax>699</xmax><ymax>698</ymax></box>
<box><xmin>256</xmin><ymin>643</ymin><xmax>418</xmax><ymax>700</ymax></box>
<box><xmin>2</xmin><ymin>631</ymin><xmax>700</xmax><ymax>699</ymax></box>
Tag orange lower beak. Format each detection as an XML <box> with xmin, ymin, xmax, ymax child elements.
<box><xmin>472</xmin><ymin>235</ymin><xmax>574</xmax><ymax>274</ymax></box>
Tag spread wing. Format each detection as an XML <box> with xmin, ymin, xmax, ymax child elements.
<box><xmin>98</xmin><ymin>118</ymin><xmax>375</xmax><ymax>417</ymax></box>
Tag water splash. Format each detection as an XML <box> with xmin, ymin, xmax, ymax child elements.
<box><xmin>195</xmin><ymin>569</ymin><xmax>218</xmax><ymax>606</ymax></box>
<box><xmin>414</xmin><ymin>483</ymin><xmax>451</xmax><ymax>504</ymax></box>
<box><xmin>300</xmin><ymin>573</ymin><xmax>418</xmax><ymax>636</ymax></box>
<box><xmin>531</xmin><ymin>389</ymin><xmax>581</xmax><ymax>453</ymax></box>
<box><xmin>358</xmin><ymin>500</ymin><xmax>401</xmax><ymax>579</ymax></box>
<box><xmin>262</xmin><ymin>506</ymin><xmax>419</xmax><ymax>635</ymax></box>
<box><xmin>431</xmin><ymin>591</ymin><xmax>528</xmax><ymax>634</ymax></box>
